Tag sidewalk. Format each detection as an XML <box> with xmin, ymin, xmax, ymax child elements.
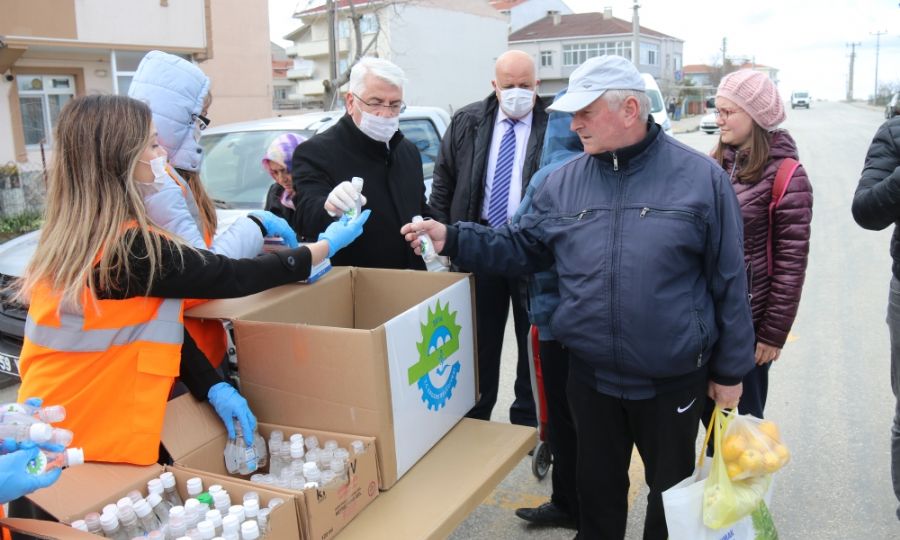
<box><xmin>671</xmin><ymin>114</ymin><xmax>702</xmax><ymax>134</ymax></box>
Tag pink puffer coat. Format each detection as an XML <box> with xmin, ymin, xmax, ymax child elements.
<box><xmin>720</xmin><ymin>130</ymin><xmax>813</xmax><ymax>348</ymax></box>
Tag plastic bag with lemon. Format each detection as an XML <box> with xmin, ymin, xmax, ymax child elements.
<box><xmin>703</xmin><ymin>406</ymin><xmax>787</xmax><ymax>530</ymax></box>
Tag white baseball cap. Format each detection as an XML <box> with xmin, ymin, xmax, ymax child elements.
<box><xmin>549</xmin><ymin>55</ymin><xmax>646</xmax><ymax>113</ymax></box>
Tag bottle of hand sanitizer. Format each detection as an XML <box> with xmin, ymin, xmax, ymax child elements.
<box><xmin>345</xmin><ymin>177</ymin><xmax>365</xmax><ymax>219</ymax></box>
<box><xmin>412</xmin><ymin>215</ymin><xmax>448</xmax><ymax>272</ymax></box>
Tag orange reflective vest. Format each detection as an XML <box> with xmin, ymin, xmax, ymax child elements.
<box><xmin>170</xmin><ymin>170</ymin><xmax>227</xmax><ymax>369</ymax></box>
<box><xmin>19</xmin><ymin>282</ymin><xmax>184</xmax><ymax>465</ymax></box>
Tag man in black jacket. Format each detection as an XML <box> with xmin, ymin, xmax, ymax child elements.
<box><xmin>291</xmin><ymin>57</ymin><xmax>428</xmax><ymax>270</ymax></box>
<box><xmin>429</xmin><ymin>50</ymin><xmax>548</xmax><ymax>429</ymax></box>
<box><xmin>852</xmin><ymin>116</ymin><xmax>900</xmax><ymax>520</ymax></box>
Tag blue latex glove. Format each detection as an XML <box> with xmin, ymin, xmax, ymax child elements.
<box><xmin>0</xmin><ymin>446</ymin><xmax>62</xmax><ymax>504</ymax></box>
<box><xmin>318</xmin><ymin>209</ymin><xmax>371</xmax><ymax>258</ymax></box>
<box><xmin>249</xmin><ymin>211</ymin><xmax>299</xmax><ymax>248</ymax></box>
<box><xmin>24</xmin><ymin>397</ymin><xmax>42</xmax><ymax>408</ymax></box>
<box><xmin>207</xmin><ymin>382</ymin><xmax>256</xmax><ymax>445</ymax></box>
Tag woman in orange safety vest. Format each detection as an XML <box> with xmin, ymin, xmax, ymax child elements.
<box><xmin>11</xmin><ymin>95</ymin><xmax>369</xmax><ymax>470</ymax></box>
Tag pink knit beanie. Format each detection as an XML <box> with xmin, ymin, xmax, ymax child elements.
<box><xmin>716</xmin><ymin>69</ymin><xmax>785</xmax><ymax>130</ymax></box>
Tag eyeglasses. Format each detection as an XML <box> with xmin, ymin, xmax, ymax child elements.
<box><xmin>353</xmin><ymin>93</ymin><xmax>406</xmax><ymax>114</ymax></box>
<box><xmin>192</xmin><ymin>113</ymin><xmax>211</xmax><ymax>131</ymax></box>
<box><xmin>713</xmin><ymin>107</ymin><xmax>744</xmax><ymax>121</ymax></box>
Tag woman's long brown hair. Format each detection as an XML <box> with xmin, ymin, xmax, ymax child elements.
<box><xmin>713</xmin><ymin>122</ymin><xmax>771</xmax><ymax>184</ymax></box>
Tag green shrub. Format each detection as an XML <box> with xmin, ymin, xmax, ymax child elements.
<box><xmin>0</xmin><ymin>211</ymin><xmax>43</xmax><ymax>237</ymax></box>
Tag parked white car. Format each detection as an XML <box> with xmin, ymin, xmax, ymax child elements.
<box><xmin>0</xmin><ymin>106</ymin><xmax>451</xmax><ymax>377</ymax></box>
<box><xmin>640</xmin><ymin>73</ymin><xmax>672</xmax><ymax>135</ymax></box>
<box><xmin>700</xmin><ymin>111</ymin><xmax>720</xmax><ymax>134</ymax></box>
<box><xmin>790</xmin><ymin>91</ymin><xmax>810</xmax><ymax>109</ymax></box>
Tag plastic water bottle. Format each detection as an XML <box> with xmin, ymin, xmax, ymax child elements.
<box><xmin>26</xmin><ymin>447</ymin><xmax>83</xmax><ymax>474</ymax></box>
<box><xmin>71</xmin><ymin>520</ymin><xmax>88</xmax><ymax>532</ymax></box>
<box><xmin>100</xmin><ymin>512</ymin><xmax>128</xmax><ymax>540</ymax></box>
<box><xmin>345</xmin><ymin>177</ymin><xmax>364</xmax><ymax>219</ymax></box>
<box><xmin>196</xmin><ymin>519</ymin><xmax>216</xmax><ymax>539</ymax></box>
<box><xmin>330</xmin><ymin>458</ymin><xmax>347</xmax><ymax>485</ymax></box>
<box><xmin>166</xmin><ymin>511</ymin><xmax>187</xmax><ymax>540</ymax></box>
<box><xmin>205</xmin><ymin>509</ymin><xmax>223</xmax><ymax>536</ymax></box>
<box><xmin>267</xmin><ymin>430</ymin><xmax>283</xmax><ymax>460</ymax></box>
<box><xmin>304</xmin><ymin>435</ymin><xmax>319</xmax><ymax>452</ymax></box>
<box><xmin>257</xmin><ymin>508</ymin><xmax>271</xmax><ymax>535</ymax></box>
<box><xmin>83</xmin><ymin>512</ymin><xmax>104</xmax><ymax>535</ymax></box>
<box><xmin>221</xmin><ymin>515</ymin><xmax>239</xmax><ymax>539</ymax></box>
<box><xmin>240</xmin><ymin>520</ymin><xmax>261</xmax><ymax>540</ymax></box>
<box><xmin>186</xmin><ymin>477</ymin><xmax>203</xmax><ymax>499</ymax></box>
<box><xmin>411</xmin><ymin>215</ymin><xmax>448</xmax><ymax>272</ymax></box>
<box><xmin>227</xmin><ymin>505</ymin><xmax>245</xmax><ymax>525</ymax></box>
<box><xmin>160</xmin><ymin>472</ymin><xmax>184</xmax><ymax>507</ymax></box>
<box><xmin>213</xmin><ymin>490</ymin><xmax>231</xmax><ymax>515</ymax></box>
<box><xmin>227</xmin><ymin>425</ymin><xmax>259</xmax><ymax>475</ymax></box>
<box><xmin>146</xmin><ymin>492</ymin><xmax>170</xmax><ymax>526</ymax></box>
<box><xmin>0</xmin><ymin>422</ymin><xmax>53</xmax><ymax>444</ymax></box>
<box><xmin>133</xmin><ymin>498</ymin><xmax>162</xmax><ymax>536</ymax></box>
<box><xmin>253</xmin><ymin>430</ymin><xmax>267</xmax><ymax>470</ymax></box>
<box><xmin>350</xmin><ymin>440</ymin><xmax>365</xmax><ymax>456</ymax></box>
<box><xmin>0</xmin><ymin>402</ymin><xmax>66</xmax><ymax>423</ymax></box>
<box><xmin>242</xmin><ymin>498</ymin><xmax>259</xmax><ymax>527</ymax></box>
<box><xmin>116</xmin><ymin>503</ymin><xmax>143</xmax><ymax>539</ymax></box>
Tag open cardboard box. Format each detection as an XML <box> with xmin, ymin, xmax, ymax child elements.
<box><xmin>23</xmin><ymin>462</ymin><xmax>301</xmax><ymax>539</ymax></box>
<box><xmin>163</xmin><ymin>393</ymin><xmax>379</xmax><ymax>540</ymax></box>
<box><xmin>187</xmin><ymin>266</ymin><xmax>478</xmax><ymax>489</ymax></box>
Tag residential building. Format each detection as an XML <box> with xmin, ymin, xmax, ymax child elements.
<box><xmin>271</xmin><ymin>42</ymin><xmax>301</xmax><ymax>114</ymax></box>
<box><xmin>683</xmin><ymin>64</ymin><xmax>716</xmax><ymax>87</ymax></box>
<box><xmin>736</xmin><ymin>61</ymin><xmax>779</xmax><ymax>84</ymax></box>
<box><xmin>489</xmin><ymin>0</ymin><xmax>573</xmax><ymax>33</ymax></box>
<box><xmin>508</xmin><ymin>7</ymin><xmax>683</xmax><ymax>96</ymax></box>
<box><xmin>0</xmin><ymin>0</ymin><xmax>272</xmax><ymax>166</ymax></box>
<box><xmin>285</xmin><ymin>0</ymin><xmax>508</xmax><ymax>112</ymax></box>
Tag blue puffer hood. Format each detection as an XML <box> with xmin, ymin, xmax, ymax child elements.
<box><xmin>539</xmin><ymin>89</ymin><xmax>582</xmax><ymax>169</ymax></box>
<box><xmin>128</xmin><ymin>50</ymin><xmax>209</xmax><ymax>172</ymax></box>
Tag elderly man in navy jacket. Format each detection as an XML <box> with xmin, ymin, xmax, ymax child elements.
<box><xmin>401</xmin><ymin>55</ymin><xmax>755</xmax><ymax>540</ymax></box>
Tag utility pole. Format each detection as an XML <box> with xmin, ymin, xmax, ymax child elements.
<box><xmin>872</xmin><ymin>30</ymin><xmax>887</xmax><ymax>101</ymax></box>
<box><xmin>324</xmin><ymin>0</ymin><xmax>339</xmax><ymax>110</ymax></box>
<box><xmin>846</xmin><ymin>42</ymin><xmax>861</xmax><ymax>101</ymax></box>
<box><xmin>631</xmin><ymin>0</ymin><xmax>640</xmax><ymax>68</ymax></box>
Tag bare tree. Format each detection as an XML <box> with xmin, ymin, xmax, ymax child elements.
<box><xmin>322</xmin><ymin>0</ymin><xmax>389</xmax><ymax>110</ymax></box>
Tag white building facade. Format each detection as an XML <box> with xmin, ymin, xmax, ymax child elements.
<box><xmin>508</xmin><ymin>9</ymin><xmax>683</xmax><ymax>96</ymax></box>
<box><xmin>285</xmin><ymin>0</ymin><xmax>508</xmax><ymax>112</ymax></box>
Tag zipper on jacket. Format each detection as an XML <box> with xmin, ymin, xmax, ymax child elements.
<box><xmin>639</xmin><ymin>207</ymin><xmax>697</xmax><ymax>220</ymax></box>
<box><xmin>612</xmin><ymin>152</ymin><xmax>619</xmax><ymax>171</ymax></box>
<box><xmin>610</xmin><ymin>171</ymin><xmax>625</xmax><ymax>392</ymax></box>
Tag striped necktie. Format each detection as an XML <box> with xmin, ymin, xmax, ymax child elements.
<box><xmin>487</xmin><ymin>118</ymin><xmax>518</xmax><ymax>228</ymax></box>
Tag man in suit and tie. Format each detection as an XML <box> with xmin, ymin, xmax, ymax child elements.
<box><xmin>429</xmin><ymin>50</ymin><xmax>548</xmax><ymax>429</ymax></box>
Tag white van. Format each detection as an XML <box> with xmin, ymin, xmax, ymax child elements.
<box><xmin>640</xmin><ymin>73</ymin><xmax>672</xmax><ymax>135</ymax></box>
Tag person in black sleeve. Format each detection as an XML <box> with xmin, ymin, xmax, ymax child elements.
<box><xmin>291</xmin><ymin>57</ymin><xmax>428</xmax><ymax>270</ymax></box>
<box><xmin>851</xmin><ymin>115</ymin><xmax>900</xmax><ymax>520</ymax></box>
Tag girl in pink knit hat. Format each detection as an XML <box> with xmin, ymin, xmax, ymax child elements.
<box><xmin>710</xmin><ymin>69</ymin><xmax>814</xmax><ymax>419</ymax></box>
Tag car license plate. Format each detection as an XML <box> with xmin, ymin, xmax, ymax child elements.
<box><xmin>0</xmin><ymin>351</ymin><xmax>20</xmax><ymax>377</ymax></box>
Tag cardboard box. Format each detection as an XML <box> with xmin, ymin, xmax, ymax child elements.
<box><xmin>163</xmin><ymin>394</ymin><xmax>379</xmax><ymax>540</ymax></box>
<box><xmin>188</xmin><ymin>267</ymin><xmax>478</xmax><ymax>488</ymax></box>
<box><xmin>24</xmin><ymin>462</ymin><xmax>301</xmax><ymax>539</ymax></box>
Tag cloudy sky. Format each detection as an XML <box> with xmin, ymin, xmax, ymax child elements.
<box><xmin>269</xmin><ymin>0</ymin><xmax>900</xmax><ymax>100</ymax></box>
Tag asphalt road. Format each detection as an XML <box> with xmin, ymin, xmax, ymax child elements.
<box><xmin>451</xmin><ymin>101</ymin><xmax>900</xmax><ymax>539</ymax></box>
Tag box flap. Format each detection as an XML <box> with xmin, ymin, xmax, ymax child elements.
<box><xmin>1</xmin><ymin>518</ymin><xmax>100</xmax><ymax>539</ymax></box>
<box><xmin>353</xmin><ymin>267</ymin><xmax>469</xmax><ymax>329</ymax></box>
<box><xmin>338</xmin><ymin>419</ymin><xmax>534</xmax><ymax>540</ymax></box>
<box><xmin>26</xmin><ymin>462</ymin><xmax>162</xmax><ymax>522</ymax></box>
<box><xmin>185</xmin><ymin>267</ymin><xmax>352</xmax><ymax>321</ymax></box>
<box><xmin>161</xmin><ymin>393</ymin><xmax>227</xmax><ymax>462</ymax></box>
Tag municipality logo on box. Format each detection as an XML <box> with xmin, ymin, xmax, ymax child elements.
<box><xmin>406</xmin><ymin>300</ymin><xmax>462</xmax><ymax>411</ymax></box>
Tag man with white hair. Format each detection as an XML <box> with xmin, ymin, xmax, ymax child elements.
<box><xmin>401</xmin><ymin>55</ymin><xmax>756</xmax><ymax>539</ymax></box>
<box><xmin>291</xmin><ymin>57</ymin><xmax>429</xmax><ymax>269</ymax></box>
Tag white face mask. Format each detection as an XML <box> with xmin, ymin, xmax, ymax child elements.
<box><xmin>140</xmin><ymin>155</ymin><xmax>168</xmax><ymax>179</ymax></box>
<box><xmin>358</xmin><ymin>110</ymin><xmax>400</xmax><ymax>143</ymax></box>
<box><xmin>499</xmin><ymin>87</ymin><xmax>535</xmax><ymax>119</ymax></box>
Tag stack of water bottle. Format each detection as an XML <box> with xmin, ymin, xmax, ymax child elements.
<box><xmin>0</xmin><ymin>401</ymin><xmax>85</xmax><ymax>473</ymax></box>
<box><xmin>69</xmin><ymin>472</ymin><xmax>281</xmax><ymax>539</ymax></box>
<box><xmin>244</xmin><ymin>430</ymin><xmax>365</xmax><ymax>491</ymax></box>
